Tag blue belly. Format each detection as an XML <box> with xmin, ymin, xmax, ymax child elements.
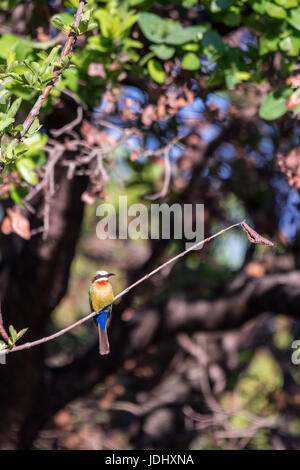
<box><xmin>95</xmin><ymin>306</ymin><xmax>111</xmax><ymax>330</ymax></box>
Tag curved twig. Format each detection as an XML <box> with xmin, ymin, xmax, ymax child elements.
<box><xmin>0</xmin><ymin>221</ymin><xmax>244</xmax><ymax>356</ymax></box>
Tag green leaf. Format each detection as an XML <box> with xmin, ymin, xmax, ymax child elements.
<box><xmin>16</xmin><ymin>158</ymin><xmax>38</xmax><ymax>185</ymax></box>
<box><xmin>16</xmin><ymin>328</ymin><xmax>28</xmax><ymax>341</ymax></box>
<box><xmin>236</xmin><ymin>71</ymin><xmax>251</xmax><ymax>80</ymax></box>
<box><xmin>138</xmin><ymin>13</ymin><xmax>205</xmax><ymax>45</ymax></box>
<box><xmin>40</xmin><ymin>46</ymin><xmax>60</xmax><ymax>75</ymax></box>
<box><xmin>60</xmin><ymin>56</ymin><xmax>71</xmax><ymax>69</ymax></box>
<box><xmin>181</xmin><ymin>52</ymin><xmax>201</xmax><ymax>70</ymax></box>
<box><xmin>250</xmin><ymin>0</ymin><xmax>266</xmax><ymax>14</ymax></box>
<box><xmin>223</xmin><ymin>11</ymin><xmax>242</xmax><ymax>26</ymax></box>
<box><xmin>210</xmin><ymin>0</ymin><xmax>235</xmax><ymax>13</ymax></box>
<box><xmin>86</xmin><ymin>22</ymin><xmax>98</xmax><ymax>32</ymax></box>
<box><xmin>138</xmin><ymin>12</ymin><xmax>168</xmax><ymax>43</ymax></box>
<box><xmin>202</xmin><ymin>30</ymin><xmax>225</xmax><ymax>56</ymax></box>
<box><xmin>0</xmin><ymin>117</ymin><xmax>14</xmax><ymax>132</ymax></box>
<box><xmin>165</xmin><ymin>25</ymin><xmax>207</xmax><ymax>45</ymax></box>
<box><xmin>9</xmin><ymin>183</ymin><xmax>28</xmax><ymax>203</ymax></box>
<box><xmin>7</xmin><ymin>50</ymin><xmax>16</xmax><ymax>68</ymax></box>
<box><xmin>5</xmin><ymin>141</ymin><xmax>16</xmax><ymax>160</ymax></box>
<box><xmin>21</xmin><ymin>133</ymin><xmax>48</xmax><ymax>153</ymax></box>
<box><xmin>50</xmin><ymin>16</ymin><xmax>65</xmax><ymax>30</ymax></box>
<box><xmin>93</xmin><ymin>9</ymin><xmax>112</xmax><ymax>38</ymax></box>
<box><xmin>25</xmin><ymin>61</ymin><xmax>41</xmax><ymax>77</ymax></box>
<box><xmin>279</xmin><ymin>35</ymin><xmax>300</xmax><ymax>56</ymax></box>
<box><xmin>0</xmin><ymin>89</ymin><xmax>8</xmax><ymax>105</ymax></box>
<box><xmin>64</xmin><ymin>0</ymin><xmax>79</xmax><ymax>7</ymax></box>
<box><xmin>70</xmin><ymin>25</ymin><xmax>80</xmax><ymax>35</ymax></box>
<box><xmin>287</xmin><ymin>8</ymin><xmax>300</xmax><ymax>31</ymax></box>
<box><xmin>148</xmin><ymin>59</ymin><xmax>165</xmax><ymax>84</ymax></box>
<box><xmin>0</xmin><ymin>34</ymin><xmax>20</xmax><ymax>59</ymax></box>
<box><xmin>26</xmin><ymin>118</ymin><xmax>42</xmax><ymax>136</ymax></box>
<box><xmin>265</xmin><ymin>1</ymin><xmax>287</xmax><ymax>18</ymax></box>
<box><xmin>51</xmin><ymin>13</ymin><xmax>73</xmax><ymax>31</ymax></box>
<box><xmin>7</xmin><ymin>97</ymin><xmax>22</xmax><ymax>118</ymax></box>
<box><xmin>181</xmin><ymin>42</ymin><xmax>199</xmax><ymax>52</ymax></box>
<box><xmin>24</xmin><ymin>71</ymin><xmax>34</xmax><ymax>85</ymax></box>
<box><xmin>139</xmin><ymin>51</ymin><xmax>155</xmax><ymax>66</ymax></box>
<box><xmin>13</xmin><ymin>124</ymin><xmax>24</xmax><ymax>133</ymax></box>
<box><xmin>275</xmin><ymin>0</ymin><xmax>297</xmax><ymax>7</ymax></box>
<box><xmin>150</xmin><ymin>44</ymin><xmax>175</xmax><ymax>60</ymax></box>
<box><xmin>183</xmin><ymin>0</ymin><xmax>198</xmax><ymax>6</ymax></box>
<box><xmin>259</xmin><ymin>89</ymin><xmax>289</xmax><ymax>120</ymax></box>
<box><xmin>14</xmin><ymin>40</ymin><xmax>33</xmax><ymax>61</ymax></box>
<box><xmin>9</xmin><ymin>325</ymin><xmax>17</xmax><ymax>343</ymax></box>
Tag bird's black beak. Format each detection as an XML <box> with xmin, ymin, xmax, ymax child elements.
<box><xmin>107</xmin><ymin>273</ymin><xmax>115</xmax><ymax>277</ymax></box>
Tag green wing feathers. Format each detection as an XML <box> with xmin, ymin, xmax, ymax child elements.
<box><xmin>89</xmin><ymin>283</ymin><xmax>94</xmax><ymax>311</ymax></box>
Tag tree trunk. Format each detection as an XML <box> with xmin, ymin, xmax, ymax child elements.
<box><xmin>0</xmin><ymin>163</ymin><xmax>88</xmax><ymax>449</ymax></box>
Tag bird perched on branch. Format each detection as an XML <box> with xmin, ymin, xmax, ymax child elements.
<box><xmin>89</xmin><ymin>270</ymin><xmax>115</xmax><ymax>355</ymax></box>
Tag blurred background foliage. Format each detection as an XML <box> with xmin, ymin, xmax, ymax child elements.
<box><xmin>0</xmin><ymin>0</ymin><xmax>300</xmax><ymax>450</ymax></box>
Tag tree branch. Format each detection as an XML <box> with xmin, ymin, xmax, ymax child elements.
<box><xmin>19</xmin><ymin>1</ymin><xmax>86</xmax><ymax>139</ymax></box>
<box><xmin>0</xmin><ymin>220</ymin><xmax>244</xmax><ymax>356</ymax></box>
<box><xmin>0</xmin><ymin>0</ymin><xmax>86</xmax><ymax>172</ymax></box>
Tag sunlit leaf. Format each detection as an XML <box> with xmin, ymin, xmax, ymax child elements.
<box><xmin>148</xmin><ymin>59</ymin><xmax>165</xmax><ymax>83</ymax></box>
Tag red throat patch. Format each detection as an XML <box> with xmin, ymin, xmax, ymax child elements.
<box><xmin>95</xmin><ymin>280</ymin><xmax>108</xmax><ymax>285</ymax></box>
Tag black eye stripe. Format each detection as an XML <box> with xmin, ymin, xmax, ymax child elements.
<box><xmin>93</xmin><ymin>274</ymin><xmax>108</xmax><ymax>281</ymax></box>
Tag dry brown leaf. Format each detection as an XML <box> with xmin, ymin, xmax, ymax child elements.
<box><xmin>277</xmin><ymin>149</ymin><xmax>300</xmax><ymax>189</ymax></box>
<box><xmin>109</xmin><ymin>62</ymin><xmax>120</xmax><ymax>72</ymax></box>
<box><xmin>53</xmin><ymin>410</ymin><xmax>71</xmax><ymax>428</ymax></box>
<box><xmin>130</xmin><ymin>152</ymin><xmax>139</xmax><ymax>161</ymax></box>
<box><xmin>124</xmin><ymin>359</ymin><xmax>136</xmax><ymax>371</ymax></box>
<box><xmin>286</xmin><ymin>74</ymin><xmax>300</xmax><ymax>87</ymax></box>
<box><xmin>117</xmin><ymin>71</ymin><xmax>127</xmax><ymax>82</ymax></box>
<box><xmin>245</xmin><ymin>261</ymin><xmax>266</xmax><ymax>278</ymax></box>
<box><xmin>122</xmin><ymin>107</ymin><xmax>136</xmax><ymax>121</ymax></box>
<box><xmin>1</xmin><ymin>207</ymin><xmax>31</xmax><ymax>239</ymax></box>
<box><xmin>174</xmin><ymin>97</ymin><xmax>187</xmax><ymax>110</ymax></box>
<box><xmin>141</xmin><ymin>105</ymin><xmax>157</xmax><ymax>126</ymax></box>
<box><xmin>157</xmin><ymin>96</ymin><xmax>167</xmax><ymax>118</ymax></box>
<box><xmin>187</xmin><ymin>134</ymin><xmax>201</xmax><ymax>146</ymax></box>
<box><xmin>36</xmin><ymin>26</ymin><xmax>51</xmax><ymax>42</ymax></box>
<box><xmin>87</xmin><ymin>62</ymin><xmax>106</xmax><ymax>80</ymax></box>
<box><xmin>242</xmin><ymin>221</ymin><xmax>274</xmax><ymax>247</ymax></box>
<box><xmin>81</xmin><ymin>191</ymin><xmax>96</xmax><ymax>205</ymax></box>
<box><xmin>182</xmin><ymin>86</ymin><xmax>194</xmax><ymax>104</ymax></box>
<box><xmin>287</xmin><ymin>92</ymin><xmax>300</xmax><ymax>110</ymax></box>
<box><xmin>106</xmin><ymin>91</ymin><xmax>116</xmax><ymax>102</ymax></box>
<box><xmin>6</xmin><ymin>207</ymin><xmax>31</xmax><ymax>240</ymax></box>
<box><xmin>1</xmin><ymin>216</ymin><xmax>12</xmax><ymax>235</ymax></box>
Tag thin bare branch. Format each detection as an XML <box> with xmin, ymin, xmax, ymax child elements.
<box><xmin>51</xmin><ymin>106</ymin><xmax>83</xmax><ymax>137</ymax></box>
<box><xmin>146</xmin><ymin>146</ymin><xmax>172</xmax><ymax>200</ymax></box>
<box><xmin>0</xmin><ymin>220</ymin><xmax>244</xmax><ymax>356</ymax></box>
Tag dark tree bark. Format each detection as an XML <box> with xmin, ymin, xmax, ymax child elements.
<box><xmin>0</xmin><ymin>163</ymin><xmax>88</xmax><ymax>449</ymax></box>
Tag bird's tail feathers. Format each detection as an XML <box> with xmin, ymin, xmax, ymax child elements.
<box><xmin>98</xmin><ymin>324</ymin><xmax>110</xmax><ymax>355</ymax></box>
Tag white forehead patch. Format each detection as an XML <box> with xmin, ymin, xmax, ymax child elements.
<box><xmin>96</xmin><ymin>270</ymin><xmax>108</xmax><ymax>276</ymax></box>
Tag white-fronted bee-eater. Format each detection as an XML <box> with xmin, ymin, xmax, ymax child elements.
<box><xmin>89</xmin><ymin>270</ymin><xmax>115</xmax><ymax>355</ymax></box>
